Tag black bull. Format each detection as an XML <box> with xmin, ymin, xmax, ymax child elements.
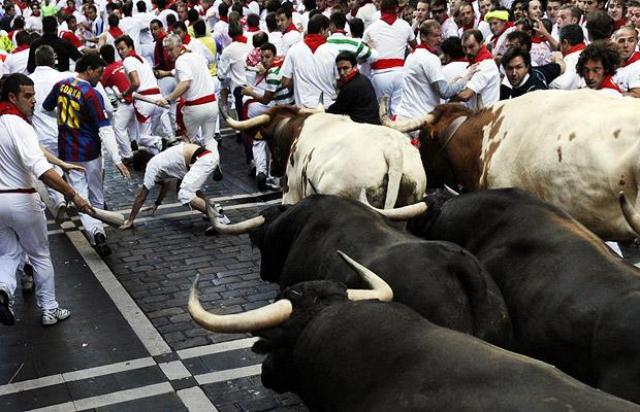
<box><xmin>249</xmin><ymin>195</ymin><xmax>512</xmax><ymax>347</ymax></box>
<box><xmin>408</xmin><ymin>188</ymin><xmax>640</xmax><ymax>403</ymax></box>
<box><xmin>251</xmin><ymin>280</ymin><xmax>639</xmax><ymax>412</ymax></box>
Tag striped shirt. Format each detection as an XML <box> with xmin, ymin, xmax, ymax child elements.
<box><xmin>265</xmin><ymin>65</ymin><xmax>294</xmax><ymax>106</ymax></box>
<box><xmin>325</xmin><ymin>33</ymin><xmax>375</xmax><ymax>62</ymax></box>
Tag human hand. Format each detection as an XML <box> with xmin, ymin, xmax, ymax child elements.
<box><xmin>119</xmin><ymin>219</ymin><xmax>134</xmax><ymax>230</ymax></box>
<box><xmin>142</xmin><ymin>204</ymin><xmax>159</xmax><ymax>216</ymax></box>
<box><xmin>116</xmin><ymin>162</ymin><xmax>130</xmax><ymax>179</ymax></box>
<box><xmin>156</xmin><ymin>97</ymin><xmax>170</xmax><ymax>107</ymax></box>
<box><xmin>61</xmin><ymin>161</ymin><xmax>86</xmax><ymax>173</ymax></box>
<box><xmin>241</xmin><ymin>85</ymin><xmax>253</xmax><ymax>96</ymax></box>
<box><xmin>72</xmin><ymin>194</ymin><xmax>94</xmax><ymax>214</ymax></box>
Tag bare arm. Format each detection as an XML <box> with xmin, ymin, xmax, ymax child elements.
<box><xmin>451</xmin><ymin>87</ymin><xmax>475</xmax><ymax>102</ymax></box>
<box><xmin>123</xmin><ymin>70</ymin><xmax>141</xmax><ymax>96</ymax></box>
<box><xmin>40</xmin><ymin>146</ymin><xmax>86</xmax><ymax>173</ymax></box>
<box><xmin>241</xmin><ymin>86</ymin><xmax>275</xmax><ymax>105</ymax></box>
<box><xmin>39</xmin><ymin>169</ymin><xmax>93</xmax><ymax>213</ymax></box>
<box><xmin>157</xmin><ymin>80</ymin><xmax>191</xmax><ymax>106</ymax></box>
<box><xmin>121</xmin><ymin>186</ymin><xmax>150</xmax><ymax>229</ymax></box>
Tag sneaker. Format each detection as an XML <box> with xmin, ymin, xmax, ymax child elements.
<box><xmin>41</xmin><ymin>307</ymin><xmax>71</xmax><ymax>326</ymax></box>
<box><xmin>0</xmin><ymin>288</ymin><xmax>15</xmax><ymax>326</ymax></box>
<box><xmin>212</xmin><ymin>165</ymin><xmax>223</xmax><ymax>181</ymax></box>
<box><xmin>55</xmin><ymin>203</ymin><xmax>67</xmax><ymax>225</ymax></box>
<box><xmin>256</xmin><ymin>172</ymin><xmax>267</xmax><ymax>191</ymax></box>
<box><xmin>94</xmin><ymin>233</ymin><xmax>111</xmax><ymax>257</ymax></box>
<box><xmin>21</xmin><ymin>264</ymin><xmax>34</xmax><ymax>294</ymax></box>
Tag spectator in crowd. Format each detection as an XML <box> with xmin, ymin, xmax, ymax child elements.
<box><xmin>500</xmin><ymin>46</ymin><xmax>563</xmax><ymax>99</ymax></box>
<box><xmin>612</xmin><ymin>25</ymin><xmax>640</xmax><ymax>98</ymax></box>
<box><xmin>576</xmin><ymin>41</ymin><xmax>622</xmax><ymax>96</ymax></box>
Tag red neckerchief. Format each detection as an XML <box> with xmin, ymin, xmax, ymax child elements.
<box><xmin>461</xmin><ymin>20</ymin><xmax>474</xmax><ymax>30</ymax></box>
<box><xmin>128</xmin><ymin>50</ymin><xmax>144</xmax><ymax>63</ymax></box>
<box><xmin>271</xmin><ymin>57</ymin><xmax>283</xmax><ymax>68</ymax></box>
<box><xmin>531</xmin><ymin>34</ymin><xmax>546</xmax><ymax>44</ymax></box>
<box><xmin>615</xmin><ymin>18</ymin><xmax>626</xmax><ymax>30</ymax></box>
<box><xmin>219</xmin><ymin>15</ymin><xmax>228</xmax><ymax>22</ymax></box>
<box><xmin>303</xmin><ymin>33</ymin><xmax>326</xmax><ymax>53</ymax></box>
<box><xmin>599</xmin><ymin>75</ymin><xmax>622</xmax><ymax>93</ymax></box>
<box><xmin>233</xmin><ymin>34</ymin><xmax>247</xmax><ymax>43</ymax></box>
<box><xmin>11</xmin><ymin>44</ymin><xmax>29</xmax><ymax>54</ymax></box>
<box><xmin>623</xmin><ymin>51</ymin><xmax>640</xmax><ymax>67</ymax></box>
<box><xmin>490</xmin><ymin>21</ymin><xmax>513</xmax><ymax>47</ymax></box>
<box><xmin>414</xmin><ymin>42</ymin><xmax>437</xmax><ymax>54</ymax></box>
<box><xmin>63</xmin><ymin>6</ymin><xmax>74</xmax><ymax>14</ymax></box>
<box><xmin>339</xmin><ymin>67</ymin><xmax>359</xmax><ymax>86</ymax></box>
<box><xmin>332</xmin><ymin>29</ymin><xmax>347</xmax><ymax>35</ymax></box>
<box><xmin>183</xmin><ymin>33</ymin><xmax>192</xmax><ymax>44</ymax></box>
<box><xmin>246</xmin><ymin>25</ymin><xmax>259</xmax><ymax>32</ymax></box>
<box><xmin>468</xmin><ymin>45</ymin><xmax>493</xmax><ymax>65</ymax></box>
<box><xmin>0</xmin><ymin>102</ymin><xmax>29</xmax><ymax>122</ymax></box>
<box><xmin>380</xmin><ymin>12</ymin><xmax>397</xmax><ymax>25</ymax></box>
<box><xmin>108</xmin><ymin>26</ymin><xmax>124</xmax><ymax>38</ymax></box>
<box><xmin>562</xmin><ymin>42</ymin><xmax>585</xmax><ymax>57</ymax></box>
<box><xmin>284</xmin><ymin>23</ymin><xmax>298</xmax><ymax>33</ymax></box>
<box><xmin>350</xmin><ymin>7</ymin><xmax>358</xmax><ymax>17</ymax></box>
<box><xmin>155</xmin><ymin>29</ymin><xmax>167</xmax><ymax>42</ymax></box>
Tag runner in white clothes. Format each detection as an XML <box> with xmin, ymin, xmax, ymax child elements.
<box><xmin>156</xmin><ymin>34</ymin><xmax>219</xmax><ymax>151</ymax></box>
<box><xmin>115</xmin><ymin>35</ymin><xmax>173</xmax><ymax>146</ymax></box>
<box><xmin>120</xmin><ymin>143</ymin><xmax>223</xmax><ymax>229</ymax></box>
<box><xmin>363</xmin><ymin>0</ymin><xmax>416</xmax><ymax>114</ymax></box>
<box><xmin>28</xmin><ymin>44</ymin><xmax>75</xmax><ymax>223</ymax></box>
<box><xmin>0</xmin><ymin>73</ymin><xmax>92</xmax><ymax>327</ymax></box>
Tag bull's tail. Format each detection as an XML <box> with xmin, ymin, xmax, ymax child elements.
<box><xmin>383</xmin><ymin>138</ymin><xmax>404</xmax><ymax>209</ymax></box>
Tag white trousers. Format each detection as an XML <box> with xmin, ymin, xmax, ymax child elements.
<box><xmin>113</xmin><ymin>103</ymin><xmax>139</xmax><ymax>158</ymax></box>
<box><xmin>371</xmin><ymin>68</ymin><xmax>405</xmax><ymax>115</ymax></box>
<box><xmin>66</xmin><ymin>157</ymin><xmax>105</xmax><ymax>241</ymax></box>
<box><xmin>0</xmin><ymin>193</ymin><xmax>58</xmax><ymax>310</ymax></box>
<box><xmin>178</xmin><ymin>150</ymin><xmax>219</xmax><ymax>204</ymax></box>
<box><xmin>134</xmin><ymin>94</ymin><xmax>173</xmax><ymax>142</ymax></box>
<box><xmin>39</xmin><ymin>140</ymin><xmax>66</xmax><ymax>209</ymax></box>
<box><xmin>183</xmin><ymin>101</ymin><xmax>219</xmax><ymax>151</ymax></box>
<box><xmin>158</xmin><ymin>77</ymin><xmax>178</xmax><ymax>128</ymax></box>
<box><xmin>247</xmin><ymin>101</ymin><xmax>271</xmax><ymax>175</ymax></box>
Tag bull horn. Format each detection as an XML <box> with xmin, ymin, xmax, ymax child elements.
<box><xmin>619</xmin><ymin>191</ymin><xmax>640</xmax><ymax>237</ymax></box>
<box><xmin>220</xmin><ymin>106</ymin><xmax>271</xmax><ymax>131</ymax></box>
<box><xmin>89</xmin><ymin>208</ymin><xmax>126</xmax><ymax>227</ymax></box>
<box><xmin>358</xmin><ymin>188</ymin><xmax>428</xmax><ymax>220</ymax></box>
<box><xmin>379</xmin><ymin>96</ymin><xmax>434</xmax><ymax>133</ymax></box>
<box><xmin>189</xmin><ymin>274</ymin><xmax>293</xmax><ymax>333</ymax></box>
<box><xmin>444</xmin><ymin>184</ymin><xmax>460</xmax><ymax>196</ymax></box>
<box><xmin>206</xmin><ymin>203</ymin><xmax>266</xmax><ymax>235</ymax></box>
<box><xmin>337</xmin><ymin>250</ymin><xmax>393</xmax><ymax>302</ymax></box>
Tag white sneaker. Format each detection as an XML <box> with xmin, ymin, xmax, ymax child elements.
<box><xmin>41</xmin><ymin>307</ymin><xmax>71</xmax><ymax>326</ymax></box>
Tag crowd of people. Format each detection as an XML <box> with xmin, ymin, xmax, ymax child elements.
<box><xmin>0</xmin><ymin>0</ymin><xmax>638</xmax><ymax>327</ymax></box>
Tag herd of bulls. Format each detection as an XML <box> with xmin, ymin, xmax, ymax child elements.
<box><xmin>187</xmin><ymin>90</ymin><xmax>640</xmax><ymax>411</ymax></box>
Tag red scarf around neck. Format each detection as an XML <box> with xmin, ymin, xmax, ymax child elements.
<box><xmin>615</xmin><ymin>18</ymin><xmax>626</xmax><ymax>30</ymax></box>
<box><xmin>183</xmin><ymin>33</ymin><xmax>192</xmax><ymax>44</ymax></box>
<box><xmin>468</xmin><ymin>45</ymin><xmax>493</xmax><ymax>64</ymax></box>
<box><xmin>246</xmin><ymin>25</ymin><xmax>260</xmax><ymax>32</ymax></box>
<box><xmin>128</xmin><ymin>50</ymin><xmax>144</xmax><ymax>63</ymax></box>
<box><xmin>12</xmin><ymin>44</ymin><xmax>29</xmax><ymax>54</ymax></box>
<box><xmin>109</xmin><ymin>26</ymin><xmax>124</xmax><ymax>39</ymax></box>
<box><xmin>284</xmin><ymin>23</ymin><xmax>298</xmax><ymax>33</ymax></box>
<box><xmin>531</xmin><ymin>34</ymin><xmax>546</xmax><ymax>44</ymax></box>
<box><xmin>563</xmin><ymin>42</ymin><xmax>585</xmax><ymax>57</ymax></box>
<box><xmin>490</xmin><ymin>21</ymin><xmax>513</xmax><ymax>46</ymax></box>
<box><xmin>380</xmin><ymin>12</ymin><xmax>397</xmax><ymax>25</ymax></box>
<box><xmin>624</xmin><ymin>51</ymin><xmax>640</xmax><ymax>67</ymax></box>
<box><xmin>233</xmin><ymin>34</ymin><xmax>247</xmax><ymax>43</ymax></box>
<box><xmin>414</xmin><ymin>42</ymin><xmax>437</xmax><ymax>54</ymax></box>
<box><xmin>0</xmin><ymin>102</ymin><xmax>29</xmax><ymax>122</ymax></box>
<box><xmin>270</xmin><ymin>57</ymin><xmax>284</xmax><ymax>68</ymax></box>
<box><xmin>304</xmin><ymin>33</ymin><xmax>326</xmax><ymax>53</ymax></box>
<box><xmin>599</xmin><ymin>75</ymin><xmax>622</xmax><ymax>93</ymax></box>
<box><xmin>339</xmin><ymin>67</ymin><xmax>359</xmax><ymax>86</ymax></box>
<box><xmin>219</xmin><ymin>15</ymin><xmax>228</xmax><ymax>22</ymax></box>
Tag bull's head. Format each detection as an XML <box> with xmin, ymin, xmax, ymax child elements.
<box><xmin>406</xmin><ymin>189</ymin><xmax>456</xmax><ymax>238</ymax></box>
<box><xmin>220</xmin><ymin>105</ymin><xmax>322</xmax><ymax>177</ymax></box>
<box><xmin>188</xmin><ymin>251</ymin><xmax>394</xmax><ymax>392</ymax></box>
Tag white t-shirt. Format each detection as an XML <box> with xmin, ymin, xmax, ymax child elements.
<box><xmin>25</xmin><ymin>15</ymin><xmax>42</xmax><ymax>33</ymax></box>
<box><xmin>158</xmin><ymin>8</ymin><xmax>178</xmax><ymax>31</ymax></box>
<box><xmin>466</xmin><ymin>58</ymin><xmax>500</xmax><ymax>108</ymax></box>
<box><xmin>457</xmin><ymin>20</ymin><xmax>492</xmax><ymax>41</ymax></box>
<box><xmin>218</xmin><ymin>40</ymin><xmax>251</xmax><ymax>91</ymax></box>
<box><xmin>441</xmin><ymin>16</ymin><xmax>459</xmax><ymax>39</ymax></box>
<box><xmin>185</xmin><ymin>38</ymin><xmax>214</xmax><ymax>65</ymax></box>
<box><xmin>143</xmin><ymin>143</ymin><xmax>187</xmax><ymax>190</ymax></box>
<box><xmin>395</xmin><ymin>49</ymin><xmax>446</xmax><ymax>119</ymax></box>
<box><xmin>175</xmin><ymin>51</ymin><xmax>216</xmax><ymax>102</ymax></box>
<box><xmin>356</xmin><ymin>3</ymin><xmax>378</xmax><ymax>28</ymax></box>
<box><xmin>0</xmin><ymin>112</ymin><xmax>52</xmax><ymax>190</ymax></box>
<box><xmin>213</xmin><ymin>20</ymin><xmax>231</xmax><ymax>49</ymax></box>
<box><xmin>281</xmin><ymin>28</ymin><xmax>302</xmax><ymax>56</ymax></box>
<box><xmin>268</xmin><ymin>31</ymin><xmax>284</xmax><ymax>56</ymax></box>
<box><xmin>4</xmin><ymin>48</ymin><xmax>29</xmax><ymax>75</ymax></box>
<box><xmin>614</xmin><ymin>59</ymin><xmax>640</xmax><ymax>92</ymax></box>
<box><xmin>119</xmin><ymin>16</ymin><xmax>146</xmax><ymax>51</ymax></box>
<box><xmin>363</xmin><ymin>18</ymin><xmax>415</xmax><ymax>72</ymax></box>
<box><xmin>29</xmin><ymin>66</ymin><xmax>75</xmax><ymax>150</ymax></box>
<box><xmin>549</xmin><ymin>48</ymin><xmax>584</xmax><ymax>90</ymax></box>
<box><xmin>281</xmin><ymin>41</ymin><xmax>337</xmax><ymax>108</ymax></box>
<box><xmin>122</xmin><ymin>54</ymin><xmax>160</xmax><ymax>93</ymax></box>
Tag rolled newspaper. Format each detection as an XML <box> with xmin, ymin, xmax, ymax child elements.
<box><xmin>132</xmin><ymin>93</ymin><xmax>170</xmax><ymax>108</ymax></box>
<box><xmin>90</xmin><ymin>208</ymin><xmax>126</xmax><ymax>227</ymax></box>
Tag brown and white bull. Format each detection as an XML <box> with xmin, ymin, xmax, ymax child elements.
<box><xmin>222</xmin><ymin>106</ymin><xmax>427</xmax><ymax>209</ymax></box>
<box><xmin>382</xmin><ymin>89</ymin><xmax>640</xmax><ymax>240</ymax></box>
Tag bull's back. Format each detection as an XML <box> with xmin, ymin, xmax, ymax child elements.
<box><xmin>480</xmin><ymin>90</ymin><xmax>640</xmax><ymax>239</ymax></box>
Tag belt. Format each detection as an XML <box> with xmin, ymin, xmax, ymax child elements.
<box><xmin>138</xmin><ymin>88</ymin><xmax>161</xmax><ymax>96</ymax></box>
<box><xmin>190</xmin><ymin>147</ymin><xmax>211</xmax><ymax>165</ymax></box>
<box><xmin>371</xmin><ymin>58</ymin><xmax>405</xmax><ymax>70</ymax></box>
<box><xmin>185</xmin><ymin>94</ymin><xmax>216</xmax><ymax>106</ymax></box>
<box><xmin>0</xmin><ymin>188</ymin><xmax>36</xmax><ymax>194</ymax></box>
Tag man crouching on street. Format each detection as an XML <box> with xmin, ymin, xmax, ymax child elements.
<box><xmin>120</xmin><ymin>142</ymin><xmax>225</xmax><ymax>229</ymax></box>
